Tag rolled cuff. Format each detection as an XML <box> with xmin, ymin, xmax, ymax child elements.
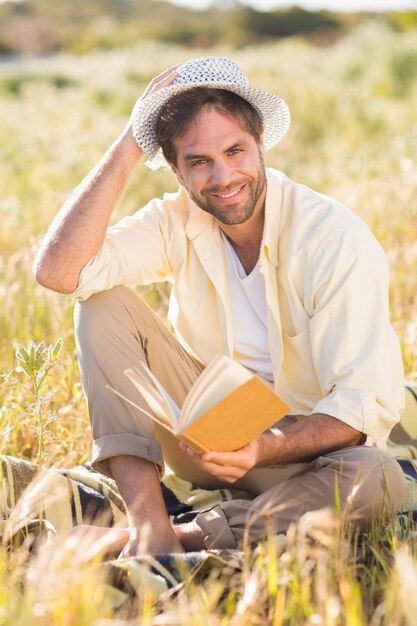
<box><xmin>312</xmin><ymin>387</ymin><xmax>394</xmax><ymax>447</ymax></box>
<box><xmin>195</xmin><ymin>505</ymin><xmax>237</xmax><ymax>550</ymax></box>
<box><xmin>91</xmin><ymin>433</ymin><xmax>165</xmax><ymax>478</ymax></box>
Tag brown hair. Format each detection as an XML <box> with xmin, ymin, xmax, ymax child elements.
<box><xmin>155</xmin><ymin>87</ymin><xmax>264</xmax><ymax>166</ymax></box>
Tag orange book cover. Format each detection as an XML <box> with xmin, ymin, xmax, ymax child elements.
<box><xmin>179</xmin><ymin>377</ymin><xmax>291</xmax><ymax>452</ymax></box>
<box><xmin>120</xmin><ymin>355</ymin><xmax>292</xmax><ymax>453</ymax></box>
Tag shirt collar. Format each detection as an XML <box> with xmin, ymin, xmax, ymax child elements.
<box><xmin>262</xmin><ymin>168</ymin><xmax>284</xmax><ymax>267</ymax></box>
<box><xmin>185</xmin><ymin>198</ymin><xmax>214</xmax><ymax>240</ymax></box>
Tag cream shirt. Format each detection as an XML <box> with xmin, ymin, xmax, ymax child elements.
<box><xmin>71</xmin><ymin>168</ymin><xmax>405</xmax><ymax>449</ymax></box>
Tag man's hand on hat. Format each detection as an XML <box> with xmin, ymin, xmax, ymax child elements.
<box><xmin>122</xmin><ymin>63</ymin><xmax>181</xmax><ymax>146</ymax></box>
<box><xmin>141</xmin><ymin>63</ymin><xmax>181</xmax><ymax>101</ymax></box>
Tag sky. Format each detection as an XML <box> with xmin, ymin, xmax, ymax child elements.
<box><xmin>1</xmin><ymin>0</ymin><xmax>415</xmax><ymax>9</ymax></box>
<box><xmin>161</xmin><ymin>0</ymin><xmax>417</xmax><ymax>11</ymax></box>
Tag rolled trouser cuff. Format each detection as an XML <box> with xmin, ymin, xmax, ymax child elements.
<box><xmin>92</xmin><ymin>433</ymin><xmax>165</xmax><ymax>478</ymax></box>
<box><xmin>196</xmin><ymin>504</ymin><xmax>238</xmax><ymax>549</ymax></box>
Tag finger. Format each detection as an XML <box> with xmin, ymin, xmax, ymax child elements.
<box><xmin>152</xmin><ymin>67</ymin><xmax>179</xmax><ymax>89</ymax></box>
<box><xmin>202</xmin><ymin>450</ymin><xmax>244</xmax><ymax>466</ymax></box>
<box><xmin>143</xmin><ymin>64</ymin><xmax>181</xmax><ymax>98</ymax></box>
<box><xmin>155</xmin><ymin>63</ymin><xmax>181</xmax><ymax>79</ymax></box>
<box><xmin>201</xmin><ymin>467</ymin><xmax>241</xmax><ymax>483</ymax></box>
<box><xmin>182</xmin><ymin>444</ymin><xmax>247</xmax><ymax>469</ymax></box>
<box><xmin>202</xmin><ymin>442</ymin><xmax>256</xmax><ymax>469</ymax></box>
<box><xmin>181</xmin><ymin>444</ymin><xmax>232</xmax><ymax>471</ymax></box>
<box><xmin>192</xmin><ymin>456</ymin><xmax>243</xmax><ymax>480</ymax></box>
<box><xmin>218</xmin><ymin>470</ymin><xmax>244</xmax><ymax>482</ymax></box>
<box><xmin>179</xmin><ymin>443</ymin><xmax>201</xmax><ymax>458</ymax></box>
<box><xmin>180</xmin><ymin>444</ymin><xmax>248</xmax><ymax>481</ymax></box>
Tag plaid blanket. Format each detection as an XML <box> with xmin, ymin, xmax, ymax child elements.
<box><xmin>0</xmin><ymin>455</ymin><xmax>252</xmax><ymax>605</ymax></box>
<box><xmin>388</xmin><ymin>382</ymin><xmax>417</xmax><ymax>524</ymax></box>
<box><xmin>388</xmin><ymin>383</ymin><xmax>417</xmax><ymax>460</ymax></box>
<box><xmin>1</xmin><ymin>382</ymin><xmax>417</xmax><ymax>605</ymax></box>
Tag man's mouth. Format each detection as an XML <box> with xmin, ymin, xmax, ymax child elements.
<box><xmin>212</xmin><ymin>185</ymin><xmax>245</xmax><ymax>199</ymax></box>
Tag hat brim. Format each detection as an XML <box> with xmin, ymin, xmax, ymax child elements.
<box><xmin>131</xmin><ymin>81</ymin><xmax>290</xmax><ymax>170</ymax></box>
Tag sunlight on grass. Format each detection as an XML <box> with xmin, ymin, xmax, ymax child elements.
<box><xmin>1</xmin><ymin>21</ymin><xmax>417</xmax><ymax>625</ymax></box>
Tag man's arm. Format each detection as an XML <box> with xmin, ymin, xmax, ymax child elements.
<box><xmin>34</xmin><ymin>65</ymin><xmax>184</xmax><ymax>556</ymax></box>
<box><xmin>34</xmin><ymin>131</ymin><xmax>142</xmax><ymax>293</ymax></box>
<box><xmin>180</xmin><ymin>413</ymin><xmax>366</xmax><ymax>483</ymax></box>
<box><xmin>256</xmin><ymin>412</ymin><xmax>366</xmax><ymax>465</ymax></box>
<box><xmin>33</xmin><ymin>64</ymin><xmax>179</xmax><ymax>294</ymax></box>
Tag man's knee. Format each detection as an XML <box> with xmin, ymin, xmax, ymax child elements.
<box><xmin>75</xmin><ymin>286</ymin><xmax>136</xmax><ymax>319</ymax></box>
<box><xmin>74</xmin><ymin>286</ymin><xmax>145</xmax><ymax>343</ymax></box>
<box><xmin>331</xmin><ymin>446</ymin><xmax>406</xmax><ymax>519</ymax></box>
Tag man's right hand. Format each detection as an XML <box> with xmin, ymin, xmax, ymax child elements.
<box><xmin>120</xmin><ymin>63</ymin><xmax>181</xmax><ymax>151</ymax></box>
<box><xmin>139</xmin><ymin>63</ymin><xmax>181</xmax><ymax>102</ymax></box>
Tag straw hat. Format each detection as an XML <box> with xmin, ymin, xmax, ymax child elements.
<box><xmin>131</xmin><ymin>56</ymin><xmax>290</xmax><ymax>170</ymax></box>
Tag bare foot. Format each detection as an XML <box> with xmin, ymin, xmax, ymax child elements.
<box><xmin>58</xmin><ymin>523</ymin><xmax>185</xmax><ymax>560</ymax></box>
<box><xmin>57</xmin><ymin>525</ymin><xmax>130</xmax><ymax>562</ymax></box>
<box><xmin>174</xmin><ymin>520</ymin><xmax>206</xmax><ymax>551</ymax></box>
<box><xmin>119</xmin><ymin>522</ymin><xmax>184</xmax><ymax>557</ymax></box>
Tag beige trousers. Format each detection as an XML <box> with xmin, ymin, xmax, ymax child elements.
<box><xmin>74</xmin><ymin>286</ymin><xmax>406</xmax><ymax>549</ymax></box>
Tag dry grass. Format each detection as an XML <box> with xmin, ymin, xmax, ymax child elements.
<box><xmin>0</xmin><ymin>21</ymin><xmax>417</xmax><ymax>624</ymax></box>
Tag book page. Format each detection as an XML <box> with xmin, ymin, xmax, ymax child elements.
<box><xmin>181</xmin><ymin>355</ymin><xmax>252</xmax><ymax>430</ymax></box>
<box><xmin>182</xmin><ymin>354</ymin><xmax>226</xmax><ymax>414</ymax></box>
<box><xmin>124</xmin><ymin>364</ymin><xmax>181</xmax><ymax>430</ymax></box>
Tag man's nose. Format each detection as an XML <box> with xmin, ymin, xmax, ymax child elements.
<box><xmin>210</xmin><ymin>160</ymin><xmax>234</xmax><ymax>187</ymax></box>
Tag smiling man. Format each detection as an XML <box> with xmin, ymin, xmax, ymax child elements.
<box><xmin>34</xmin><ymin>57</ymin><xmax>406</xmax><ymax>555</ymax></box>
<box><xmin>169</xmin><ymin>107</ymin><xmax>266</xmax><ymax>228</ymax></box>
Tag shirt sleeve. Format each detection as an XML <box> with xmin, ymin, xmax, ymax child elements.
<box><xmin>306</xmin><ymin>225</ymin><xmax>405</xmax><ymax>446</ymax></box>
<box><xmin>69</xmin><ymin>197</ymin><xmax>175</xmax><ymax>301</ymax></box>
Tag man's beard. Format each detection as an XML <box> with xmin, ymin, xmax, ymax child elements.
<box><xmin>186</xmin><ymin>153</ymin><xmax>266</xmax><ymax>226</ymax></box>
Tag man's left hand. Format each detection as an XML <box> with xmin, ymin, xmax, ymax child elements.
<box><xmin>179</xmin><ymin>440</ymin><xmax>260</xmax><ymax>483</ymax></box>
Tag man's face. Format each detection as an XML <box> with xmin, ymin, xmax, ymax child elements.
<box><xmin>169</xmin><ymin>106</ymin><xmax>266</xmax><ymax>226</ymax></box>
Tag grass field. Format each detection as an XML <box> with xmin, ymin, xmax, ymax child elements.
<box><xmin>1</xmin><ymin>20</ymin><xmax>417</xmax><ymax>624</ymax></box>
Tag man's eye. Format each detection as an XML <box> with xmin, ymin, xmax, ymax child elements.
<box><xmin>191</xmin><ymin>159</ymin><xmax>207</xmax><ymax>167</ymax></box>
<box><xmin>229</xmin><ymin>148</ymin><xmax>242</xmax><ymax>155</ymax></box>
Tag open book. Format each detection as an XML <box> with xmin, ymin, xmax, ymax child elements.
<box><xmin>121</xmin><ymin>355</ymin><xmax>291</xmax><ymax>454</ymax></box>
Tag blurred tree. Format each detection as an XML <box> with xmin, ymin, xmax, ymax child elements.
<box><xmin>238</xmin><ymin>6</ymin><xmax>340</xmax><ymax>40</ymax></box>
<box><xmin>0</xmin><ymin>0</ymin><xmax>414</xmax><ymax>56</ymax></box>
<box><xmin>387</xmin><ymin>10</ymin><xmax>417</xmax><ymax>32</ymax></box>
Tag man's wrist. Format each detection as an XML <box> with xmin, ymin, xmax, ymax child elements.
<box><xmin>117</xmin><ymin>125</ymin><xmax>144</xmax><ymax>163</ymax></box>
<box><xmin>254</xmin><ymin>431</ymin><xmax>282</xmax><ymax>467</ymax></box>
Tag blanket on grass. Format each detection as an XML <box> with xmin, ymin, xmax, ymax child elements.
<box><xmin>0</xmin><ymin>455</ymin><xmax>252</xmax><ymax>608</ymax></box>
<box><xmin>1</xmin><ymin>382</ymin><xmax>417</xmax><ymax>608</ymax></box>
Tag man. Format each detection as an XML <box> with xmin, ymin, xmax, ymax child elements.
<box><xmin>34</xmin><ymin>57</ymin><xmax>406</xmax><ymax>555</ymax></box>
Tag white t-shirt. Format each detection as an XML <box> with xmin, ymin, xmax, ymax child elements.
<box><xmin>222</xmin><ymin>233</ymin><xmax>273</xmax><ymax>383</ymax></box>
